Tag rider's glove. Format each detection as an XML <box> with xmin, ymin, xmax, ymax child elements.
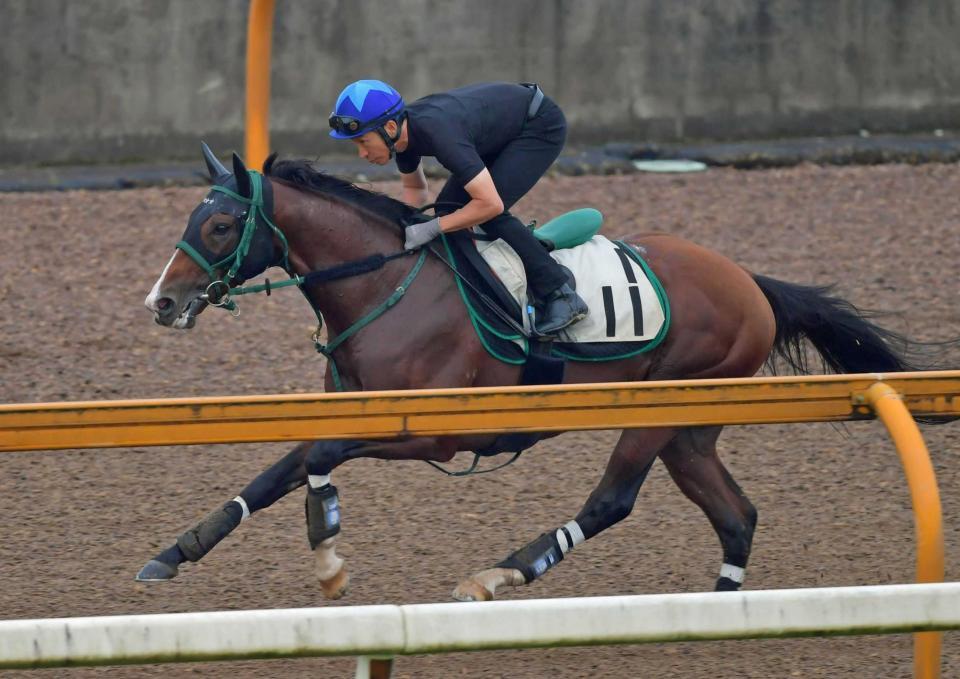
<box><xmin>404</xmin><ymin>217</ymin><xmax>442</xmax><ymax>250</ymax></box>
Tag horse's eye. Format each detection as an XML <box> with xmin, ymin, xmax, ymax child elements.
<box><xmin>213</xmin><ymin>222</ymin><xmax>232</xmax><ymax>235</ymax></box>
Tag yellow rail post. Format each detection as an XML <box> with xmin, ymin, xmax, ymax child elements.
<box><xmin>244</xmin><ymin>0</ymin><xmax>275</xmax><ymax>170</ymax></box>
<box><xmin>865</xmin><ymin>382</ymin><xmax>945</xmax><ymax>679</ymax></box>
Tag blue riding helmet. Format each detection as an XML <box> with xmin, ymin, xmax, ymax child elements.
<box><xmin>329</xmin><ymin>79</ymin><xmax>405</xmax><ymax>139</ymax></box>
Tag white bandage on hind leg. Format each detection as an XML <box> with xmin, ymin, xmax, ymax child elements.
<box><xmin>232</xmin><ymin>495</ymin><xmax>251</xmax><ymax>521</ymax></box>
<box><xmin>308</xmin><ymin>474</ymin><xmax>331</xmax><ymax>489</ymax></box>
<box><xmin>555</xmin><ymin>520</ymin><xmax>586</xmax><ymax>555</ymax></box>
<box><xmin>719</xmin><ymin>563</ymin><xmax>746</xmax><ymax>584</ymax></box>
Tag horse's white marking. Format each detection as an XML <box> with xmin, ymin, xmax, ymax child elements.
<box><xmin>232</xmin><ymin>495</ymin><xmax>250</xmax><ymax>520</ymax></box>
<box><xmin>720</xmin><ymin>563</ymin><xmax>746</xmax><ymax>583</ymax></box>
<box><xmin>308</xmin><ymin>474</ymin><xmax>331</xmax><ymax>489</ymax></box>
<box><xmin>314</xmin><ymin>536</ymin><xmax>344</xmax><ymax>581</ymax></box>
<box><xmin>456</xmin><ymin>567</ymin><xmax>526</xmax><ymax>599</ymax></box>
<box><xmin>144</xmin><ymin>252</ymin><xmax>177</xmax><ymax>311</ymax></box>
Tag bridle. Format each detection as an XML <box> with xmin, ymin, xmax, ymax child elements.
<box><xmin>175</xmin><ymin>170</ymin><xmax>290</xmax><ymax>314</ymax></box>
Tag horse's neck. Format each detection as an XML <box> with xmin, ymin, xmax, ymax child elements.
<box><xmin>274</xmin><ymin>183</ymin><xmax>409</xmax><ymax>332</ymax></box>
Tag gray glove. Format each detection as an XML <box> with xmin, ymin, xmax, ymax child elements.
<box><xmin>404</xmin><ymin>217</ymin><xmax>442</xmax><ymax>250</ymax></box>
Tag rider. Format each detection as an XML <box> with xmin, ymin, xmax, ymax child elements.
<box><xmin>328</xmin><ymin>79</ymin><xmax>588</xmax><ymax>336</ymax></box>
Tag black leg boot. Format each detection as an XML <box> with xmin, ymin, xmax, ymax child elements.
<box><xmin>536</xmin><ymin>283</ymin><xmax>588</xmax><ymax>335</ymax></box>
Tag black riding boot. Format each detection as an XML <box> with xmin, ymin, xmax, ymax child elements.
<box><xmin>536</xmin><ymin>282</ymin><xmax>588</xmax><ymax>335</ymax></box>
<box><xmin>476</xmin><ymin>213</ymin><xmax>588</xmax><ymax>336</ymax></box>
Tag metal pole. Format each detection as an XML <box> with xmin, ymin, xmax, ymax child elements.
<box><xmin>865</xmin><ymin>382</ymin><xmax>944</xmax><ymax>679</ymax></box>
<box><xmin>244</xmin><ymin>0</ymin><xmax>275</xmax><ymax>170</ymax></box>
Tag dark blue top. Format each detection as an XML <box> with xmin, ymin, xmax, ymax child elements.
<box><xmin>395</xmin><ymin>82</ymin><xmax>533</xmax><ymax>185</ymax></box>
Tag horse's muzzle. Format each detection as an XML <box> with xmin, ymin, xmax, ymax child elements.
<box><xmin>151</xmin><ymin>295</ymin><xmax>207</xmax><ymax>329</ymax></box>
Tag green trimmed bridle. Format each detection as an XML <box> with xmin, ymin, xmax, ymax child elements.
<box><xmin>175</xmin><ymin>170</ymin><xmax>292</xmax><ymax>313</ymax></box>
<box><xmin>174</xmin><ymin>169</ymin><xmax>427</xmax><ymax>392</ymax></box>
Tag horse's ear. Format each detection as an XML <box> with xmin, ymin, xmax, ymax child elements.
<box><xmin>201</xmin><ymin>141</ymin><xmax>231</xmax><ymax>183</ymax></box>
<box><xmin>232</xmin><ymin>153</ymin><xmax>251</xmax><ymax>198</ymax></box>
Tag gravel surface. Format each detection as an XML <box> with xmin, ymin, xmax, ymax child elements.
<box><xmin>1</xmin><ymin>163</ymin><xmax>959</xmax><ymax>678</ymax></box>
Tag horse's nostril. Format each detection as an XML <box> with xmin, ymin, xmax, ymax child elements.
<box><xmin>157</xmin><ymin>297</ymin><xmax>173</xmax><ymax>311</ymax></box>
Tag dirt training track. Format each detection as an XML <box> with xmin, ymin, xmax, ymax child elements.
<box><xmin>1</xmin><ymin>163</ymin><xmax>959</xmax><ymax>678</ymax></box>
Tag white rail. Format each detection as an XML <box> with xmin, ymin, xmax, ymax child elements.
<box><xmin>1</xmin><ymin>583</ymin><xmax>958</xmax><ymax>669</ymax></box>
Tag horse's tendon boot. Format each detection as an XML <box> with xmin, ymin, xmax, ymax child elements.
<box><xmin>306</xmin><ymin>483</ymin><xmax>341</xmax><ymax>549</ymax></box>
<box><xmin>495</xmin><ymin>531</ymin><xmax>564</xmax><ymax>583</ymax></box>
<box><xmin>176</xmin><ymin>501</ymin><xmax>243</xmax><ymax>562</ymax></box>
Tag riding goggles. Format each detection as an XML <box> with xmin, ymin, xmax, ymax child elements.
<box><xmin>328</xmin><ymin>100</ymin><xmax>405</xmax><ymax>137</ymax></box>
<box><xmin>328</xmin><ymin>114</ymin><xmax>364</xmax><ymax>135</ymax></box>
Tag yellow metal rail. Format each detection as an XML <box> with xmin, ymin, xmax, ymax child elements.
<box><xmin>0</xmin><ymin>371</ymin><xmax>958</xmax><ymax>452</ymax></box>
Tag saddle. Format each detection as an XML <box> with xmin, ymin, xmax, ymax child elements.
<box><xmin>440</xmin><ymin>210</ymin><xmax>670</xmax><ymax>364</ymax></box>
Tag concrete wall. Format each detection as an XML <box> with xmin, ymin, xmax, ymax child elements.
<box><xmin>2</xmin><ymin>0</ymin><xmax>959</xmax><ymax>166</ymax></box>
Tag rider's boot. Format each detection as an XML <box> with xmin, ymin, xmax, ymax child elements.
<box><xmin>536</xmin><ymin>283</ymin><xmax>588</xmax><ymax>335</ymax></box>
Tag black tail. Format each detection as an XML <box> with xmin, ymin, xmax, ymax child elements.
<box><xmin>752</xmin><ymin>274</ymin><xmax>944</xmax><ymax>376</ymax></box>
<box><xmin>752</xmin><ymin>275</ymin><xmax>958</xmax><ymax>426</ymax></box>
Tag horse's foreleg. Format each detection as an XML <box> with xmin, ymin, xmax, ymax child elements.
<box><xmin>659</xmin><ymin>426</ymin><xmax>757</xmax><ymax>591</ymax></box>
<box><xmin>303</xmin><ymin>437</ymin><xmax>457</xmax><ymax>599</ymax></box>
<box><xmin>135</xmin><ymin>443</ymin><xmax>309</xmax><ymax>582</ymax></box>
<box><xmin>453</xmin><ymin>428</ymin><xmax>676</xmax><ymax>601</ymax></box>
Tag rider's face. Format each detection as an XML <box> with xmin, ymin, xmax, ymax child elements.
<box><xmin>351</xmin><ymin>131</ymin><xmax>390</xmax><ymax>165</ymax></box>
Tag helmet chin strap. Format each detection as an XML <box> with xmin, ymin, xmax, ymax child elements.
<box><xmin>375</xmin><ymin>113</ymin><xmax>406</xmax><ymax>159</ymax></box>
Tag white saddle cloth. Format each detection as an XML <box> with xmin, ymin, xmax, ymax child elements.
<box><xmin>474</xmin><ymin>234</ymin><xmax>666</xmax><ymax>343</ymax></box>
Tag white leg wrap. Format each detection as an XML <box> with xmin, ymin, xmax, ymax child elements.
<box><xmin>556</xmin><ymin>520</ymin><xmax>586</xmax><ymax>555</ymax></box>
<box><xmin>564</xmin><ymin>520</ymin><xmax>586</xmax><ymax>547</ymax></box>
<box><xmin>719</xmin><ymin>563</ymin><xmax>746</xmax><ymax>583</ymax></box>
<box><xmin>555</xmin><ymin>529</ymin><xmax>570</xmax><ymax>553</ymax></box>
<box><xmin>232</xmin><ymin>495</ymin><xmax>250</xmax><ymax>521</ymax></box>
<box><xmin>308</xmin><ymin>474</ymin><xmax>331</xmax><ymax>489</ymax></box>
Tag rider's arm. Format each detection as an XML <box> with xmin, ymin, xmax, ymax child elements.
<box><xmin>400</xmin><ymin>166</ymin><xmax>430</xmax><ymax>207</ymax></box>
<box><xmin>437</xmin><ymin>168</ymin><xmax>504</xmax><ymax>233</ymax></box>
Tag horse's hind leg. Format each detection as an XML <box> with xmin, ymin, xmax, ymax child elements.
<box><xmin>659</xmin><ymin>426</ymin><xmax>758</xmax><ymax>591</ymax></box>
<box><xmin>135</xmin><ymin>443</ymin><xmax>309</xmax><ymax>582</ymax></box>
<box><xmin>453</xmin><ymin>427</ymin><xmax>677</xmax><ymax>601</ymax></box>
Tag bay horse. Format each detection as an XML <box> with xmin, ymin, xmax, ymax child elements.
<box><xmin>141</xmin><ymin>147</ymin><xmax>934</xmax><ymax>601</ymax></box>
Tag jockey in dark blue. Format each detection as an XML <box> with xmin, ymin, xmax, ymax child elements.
<box><xmin>328</xmin><ymin>79</ymin><xmax>588</xmax><ymax>336</ymax></box>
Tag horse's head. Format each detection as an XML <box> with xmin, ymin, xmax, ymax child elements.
<box><xmin>145</xmin><ymin>144</ymin><xmax>281</xmax><ymax>329</ymax></box>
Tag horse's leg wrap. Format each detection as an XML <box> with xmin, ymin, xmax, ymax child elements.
<box><xmin>305</xmin><ymin>483</ymin><xmax>341</xmax><ymax>550</ymax></box>
<box><xmin>495</xmin><ymin>531</ymin><xmax>564</xmax><ymax>584</ymax></box>
<box><xmin>716</xmin><ymin>563</ymin><xmax>746</xmax><ymax>591</ymax></box>
<box><xmin>176</xmin><ymin>501</ymin><xmax>243</xmax><ymax>563</ymax></box>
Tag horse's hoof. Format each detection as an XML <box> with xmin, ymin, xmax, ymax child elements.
<box><xmin>135</xmin><ymin>559</ymin><xmax>179</xmax><ymax>582</ymax></box>
<box><xmin>451</xmin><ymin>579</ymin><xmax>494</xmax><ymax>602</ymax></box>
<box><xmin>320</xmin><ymin>566</ymin><xmax>350</xmax><ymax>600</ymax></box>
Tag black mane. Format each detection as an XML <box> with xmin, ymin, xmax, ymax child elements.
<box><xmin>263</xmin><ymin>155</ymin><xmax>417</xmax><ymax>224</ymax></box>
